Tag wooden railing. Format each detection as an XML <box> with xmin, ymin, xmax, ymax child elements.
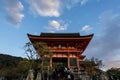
<box><xmin>50</xmin><ymin>48</ymin><xmax>82</xmax><ymax>52</ymax></box>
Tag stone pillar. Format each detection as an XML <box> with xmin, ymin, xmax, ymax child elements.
<box><xmin>36</xmin><ymin>72</ymin><xmax>41</xmax><ymax>80</ymax></box>
<box><xmin>26</xmin><ymin>69</ymin><xmax>34</xmax><ymax>80</ymax></box>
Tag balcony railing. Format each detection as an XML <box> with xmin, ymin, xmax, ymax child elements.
<box><xmin>49</xmin><ymin>46</ymin><xmax>82</xmax><ymax>53</ymax></box>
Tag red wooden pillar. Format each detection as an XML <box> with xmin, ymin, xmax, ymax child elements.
<box><xmin>68</xmin><ymin>52</ymin><xmax>70</xmax><ymax>68</ymax></box>
<box><xmin>50</xmin><ymin>57</ymin><xmax>52</xmax><ymax>69</ymax></box>
<box><xmin>67</xmin><ymin>43</ymin><xmax>70</xmax><ymax>68</ymax></box>
<box><xmin>77</xmin><ymin>53</ymin><xmax>80</xmax><ymax>69</ymax></box>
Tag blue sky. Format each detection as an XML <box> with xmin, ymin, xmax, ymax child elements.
<box><xmin>0</xmin><ymin>0</ymin><xmax>120</xmax><ymax>70</ymax></box>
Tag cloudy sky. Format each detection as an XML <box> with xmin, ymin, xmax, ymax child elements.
<box><xmin>0</xmin><ymin>0</ymin><xmax>120</xmax><ymax>70</ymax></box>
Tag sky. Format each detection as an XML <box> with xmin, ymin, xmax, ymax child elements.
<box><xmin>0</xmin><ymin>0</ymin><xmax>120</xmax><ymax>70</ymax></box>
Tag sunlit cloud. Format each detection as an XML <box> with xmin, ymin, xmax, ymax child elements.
<box><xmin>81</xmin><ymin>25</ymin><xmax>92</xmax><ymax>32</ymax></box>
<box><xmin>47</xmin><ymin>20</ymin><xmax>68</xmax><ymax>32</ymax></box>
<box><xmin>27</xmin><ymin>0</ymin><xmax>61</xmax><ymax>17</ymax></box>
<box><xmin>27</xmin><ymin>0</ymin><xmax>91</xmax><ymax>17</ymax></box>
<box><xmin>4</xmin><ymin>0</ymin><xmax>24</xmax><ymax>26</ymax></box>
<box><xmin>64</xmin><ymin>0</ymin><xmax>89</xmax><ymax>9</ymax></box>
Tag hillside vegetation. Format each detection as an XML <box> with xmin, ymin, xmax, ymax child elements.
<box><xmin>0</xmin><ymin>54</ymin><xmax>23</xmax><ymax>68</ymax></box>
<box><xmin>0</xmin><ymin>54</ymin><xmax>29</xmax><ymax>80</ymax></box>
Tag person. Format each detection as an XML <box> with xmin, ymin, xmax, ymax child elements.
<box><xmin>51</xmin><ymin>68</ymin><xmax>58</xmax><ymax>80</ymax></box>
<box><xmin>66</xmin><ymin>67</ymin><xmax>71</xmax><ymax>80</ymax></box>
<box><xmin>63</xmin><ymin>66</ymin><xmax>74</xmax><ymax>80</ymax></box>
<box><xmin>51</xmin><ymin>64</ymin><xmax>62</xmax><ymax>80</ymax></box>
<box><xmin>51</xmin><ymin>64</ymin><xmax>74</xmax><ymax>80</ymax></box>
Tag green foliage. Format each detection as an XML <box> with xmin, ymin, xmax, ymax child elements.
<box><xmin>84</xmin><ymin>57</ymin><xmax>103</xmax><ymax>70</ymax></box>
<box><xmin>0</xmin><ymin>54</ymin><xmax>29</xmax><ymax>79</ymax></box>
<box><xmin>0</xmin><ymin>54</ymin><xmax>22</xmax><ymax>69</ymax></box>
<box><xmin>81</xmin><ymin>57</ymin><xmax>103</xmax><ymax>78</ymax></box>
<box><xmin>43</xmin><ymin>57</ymin><xmax>50</xmax><ymax>66</ymax></box>
<box><xmin>24</xmin><ymin>42</ymin><xmax>41</xmax><ymax>69</ymax></box>
<box><xmin>24</xmin><ymin>41</ymin><xmax>52</xmax><ymax>74</ymax></box>
<box><xmin>107</xmin><ymin>68</ymin><xmax>120</xmax><ymax>77</ymax></box>
<box><xmin>24</xmin><ymin>42</ymin><xmax>39</xmax><ymax>60</ymax></box>
<box><xmin>34</xmin><ymin>42</ymin><xmax>52</xmax><ymax>58</ymax></box>
<box><xmin>0</xmin><ymin>52</ymin><xmax>42</xmax><ymax>79</ymax></box>
<box><xmin>32</xmin><ymin>42</ymin><xmax>52</xmax><ymax>72</ymax></box>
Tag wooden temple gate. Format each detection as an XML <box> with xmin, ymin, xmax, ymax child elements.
<box><xmin>28</xmin><ymin>33</ymin><xmax>93</xmax><ymax>70</ymax></box>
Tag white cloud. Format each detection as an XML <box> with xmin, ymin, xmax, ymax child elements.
<box><xmin>48</xmin><ymin>20</ymin><xmax>68</xmax><ymax>32</ymax></box>
<box><xmin>27</xmin><ymin>0</ymin><xmax>61</xmax><ymax>17</ymax></box>
<box><xmin>4</xmin><ymin>0</ymin><xmax>24</xmax><ymax>26</ymax></box>
<box><xmin>27</xmin><ymin>0</ymin><xmax>90</xmax><ymax>17</ymax></box>
<box><xmin>64</xmin><ymin>0</ymin><xmax>89</xmax><ymax>9</ymax></box>
<box><xmin>81</xmin><ymin>25</ymin><xmax>92</xmax><ymax>31</ymax></box>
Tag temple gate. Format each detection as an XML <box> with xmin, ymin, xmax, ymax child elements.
<box><xmin>27</xmin><ymin>33</ymin><xmax>93</xmax><ymax>70</ymax></box>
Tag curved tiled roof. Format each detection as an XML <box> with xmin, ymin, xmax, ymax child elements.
<box><xmin>40</xmin><ymin>32</ymin><xmax>80</xmax><ymax>37</ymax></box>
<box><xmin>27</xmin><ymin>32</ymin><xmax>94</xmax><ymax>38</ymax></box>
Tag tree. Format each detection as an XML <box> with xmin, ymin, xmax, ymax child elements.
<box><xmin>24</xmin><ymin>42</ymin><xmax>41</xmax><ymax>69</ymax></box>
<box><xmin>106</xmin><ymin>68</ymin><xmax>120</xmax><ymax>79</ymax></box>
<box><xmin>33</xmin><ymin>42</ymin><xmax>52</xmax><ymax>72</ymax></box>
<box><xmin>0</xmin><ymin>54</ymin><xmax>24</xmax><ymax>79</ymax></box>
<box><xmin>34</xmin><ymin>42</ymin><xmax>52</xmax><ymax>58</ymax></box>
<box><xmin>82</xmin><ymin>57</ymin><xmax>103</xmax><ymax>79</ymax></box>
<box><xmin>24</xmin><ymin>42</ymin><xmax>52</xmax><ymax>74</ymax></box>
<box><xmin>33</xmin><ymin>42</ymin><xmax>52</xmax><ymax>64</ymax></box>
